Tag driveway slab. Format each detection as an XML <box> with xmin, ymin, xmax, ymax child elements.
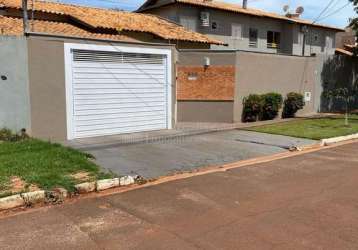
<box><xmin>81</xmin><ymin>130</ymin><xmax>316</xmax><ymax>178</ymax></box>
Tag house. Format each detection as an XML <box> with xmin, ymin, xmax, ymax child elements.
<box><xmin>0</xmin><ymin>0</ymin><xmax>224</xmax><ymax>49</ymax></box>
<box><xmin>0</xmin><ymin>0</ymin><xmax>222</xmax><ymax>141</ymax></box>
<box><xmin>336</xmin><ymin>27</ymin><xmax>356</xmax><ymax>50</ymax></box>
<box><xmin>137</xmin><ymin>0</ymin><xmax>344</xmax><ymax>56</ymax></box>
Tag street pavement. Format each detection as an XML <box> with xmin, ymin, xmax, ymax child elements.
<box><xmin>0</xmin><ymin>141</ymin><xmax>358</xmax><ymax>249</ymax></box>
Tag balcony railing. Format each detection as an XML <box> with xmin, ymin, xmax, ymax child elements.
<box><xmin>249</xmin><ymin>41</ymin><xmax>258</xmax><ymax>48</ymax></box>
<box><xmin>267</xmin><ymin>42</ymin><xmax>280</xmax><ymax>49</ymax></box>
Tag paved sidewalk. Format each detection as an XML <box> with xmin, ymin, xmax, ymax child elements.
<box><xmin>1</xmin><ymin>141</ymin><xmax>358</xmax><ymax>249</ymax></box>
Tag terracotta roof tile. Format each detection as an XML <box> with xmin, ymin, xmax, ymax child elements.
<box><xmin>335</xmin><ymin>48</ymin><xmax>354</xmax><ymax>56</ymax></box>
<box><xmin>0</xmin><ymin>15</ymin><xmax>136</xmax><ymax>41</ymax></box>
<box><xmin>0</xmin><ymin>0</ymin><xmax>224</xmax><ymax>44</ymax></box>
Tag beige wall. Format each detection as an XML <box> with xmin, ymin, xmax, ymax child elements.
<box><xmin>234</xmin><ymin>51</ymin><xmax>319</xmax><ymax>121</ymax></box>
<box><xmin>27</xmin><ymin>35</ymin><xmax>177</xmax><ymax>141</ymax></box>
<box><xmin>177</xmin><ymin>101</ymin><xmax>234</xmax><ymax>123</ymax></box>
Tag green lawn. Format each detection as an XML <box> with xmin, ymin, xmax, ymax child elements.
<box><xmin>0</xmin><ymin>139</ymin><xmax>113</xmax><ymax>195</ymax></box>
<box><xmin>244</xmin><ymin>115</ymin><xmax>358</xmax><ymax>140</ymax></box>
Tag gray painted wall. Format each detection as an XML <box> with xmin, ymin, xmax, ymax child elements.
<box><xmin>235</xmin><ymin>51</ymin><xmax>319</xmax><ymax>121</ymax></box>
<box><xmin>0</xmin><ymin>36</ymin><xmax>31</xmax><ymax>132</ymax></box>
<box><xmin>178</xmin><ymin>50</ymin><xmax>321</xmax><ymax>123</ymax></box>
<box><xmin>177</xmin><ymin>101</ymin><xmax>234</xmax><ymax>123</ymax></box>
<box><xmin>145</xmin><ymin>3</ymin><xmax>338</xmax><ymax>55</ymax></box>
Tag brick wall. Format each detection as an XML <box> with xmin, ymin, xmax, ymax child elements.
<box><xmin>177</xmin><ymin>65</ymin><xmax>235</xmax><ymax>101</ymax></box>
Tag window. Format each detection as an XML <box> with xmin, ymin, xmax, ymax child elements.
<box><xmin>267</xmin><ymin>31</ymin><xmax>281</xmax><ymax>48</ymax></box>
<box><xmin>249</xmin><ymin>28</ymin><xmax>258</xmax><ymax>47</ymax></box>
<box><xmin>232</xmin><ymin>23</ymin><xmax>242</xmax><ymax>39</ymax></box>
<box><xmin>298</xmin><ymin>32</ymin><xmax>304</xmax><ymax>45</ymax></box>
<box><xmin>180</xmin><ymin>16</ymin><xmax>197</xmax><ymax>31</ymax></box>
<box><xmin>325</xmin><ymin>35</ymin><xmax>333</xmax><ymax>49</ymax></box>
<box><xmin>211</xmin><ymin>21</ymin><xmax>218</xmax><ymax>30</ymax></box>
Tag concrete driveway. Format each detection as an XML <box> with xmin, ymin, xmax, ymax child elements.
<box><xmin>1</xmin><ymin>141</ymin><xmax>358</xmax><ymax>249</ymax></box>
<box><xmin>79</xmin><ymin>130</ymin><xmax>316</xmax><ymax>178</ymax></box>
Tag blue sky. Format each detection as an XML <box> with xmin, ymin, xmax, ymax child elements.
<box><xmin>60</xmin><ymin>0</ymin><xmax>356</xmax><ymax>28</ymax></box>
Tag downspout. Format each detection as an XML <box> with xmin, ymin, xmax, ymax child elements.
<box><xmin>22</xmin><ymin>0</ymin><xmax>29</xmax><ymax>34</ymax></box>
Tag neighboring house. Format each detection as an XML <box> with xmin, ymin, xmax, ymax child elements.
<box><xmin>336</xmin><ymin>27</ymin><xmax>356</xmax><ymax>49</ymax></box>
<box><xmin>137</xmin><ymin>0</ymin><xmax>344</xmax><ymax>56</ymax></box>
<box><xmin>0</xmin><ymin>0</ymin><xmax>221</xmax><ymax>141</ymax></box>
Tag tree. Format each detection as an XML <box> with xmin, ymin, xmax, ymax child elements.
<box><xmin>350</xmin><ymin>0</ymin><xmax>358</xmax><ymax>54</ymax></box>
<box><xmin>324</xmin><ymin>86</ymin><xmax>358</xmax><ymax>126</ymax></box>
<box><xmin>322</xmin><ymin>50</ymin><xmax>358</xmax><ymax>125</ymax></box>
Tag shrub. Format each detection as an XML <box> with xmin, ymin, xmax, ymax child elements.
<box><xmin>0</xmin><ymin>128</ymin><xmax>29</xmax><ymax>142</ymax></box>
<box><xmin>282</xmin><ymin>92</ymin><xmax>305</xmax><ymax>118</ymax></box>
<box><xmin>242</xmin><ymin>94</ymin><xmax>263</xmax><ymax>122</ymax></box>
<box><xmin>261</xmin><ymin>93</ymin><xmax>283</xmax><ymax>120</ymax></box>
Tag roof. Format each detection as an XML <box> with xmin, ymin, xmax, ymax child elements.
<box><xmin>138</xmin><ymin>0</ymin><xmax>344</xmax><ymax>32</ymax></box>
<box><xmin>335</xmin><ymin>44</ymin><xmax>357</xmax><ymax>57</ymax></box>
<box><xmin>335</xmin><ymin>48</ymin><xmax>354</xmax><ymax>56</ymax></box>
<box><xmin>0</xmin><ymin>15</ymin><xmax>137</xmax><ymax>41</ymax></box>
<box><xmin>0</xmin><ymin>0</ymin><xmax>224</xmax><ymax>45</ymax></box>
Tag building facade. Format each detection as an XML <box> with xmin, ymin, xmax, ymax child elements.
<box><xmin>138</xmin><ymin>0</ymin><xmax>344</xmax><ymax>56</ymax></box>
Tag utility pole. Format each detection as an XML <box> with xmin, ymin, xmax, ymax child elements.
<box><xmin>22</xmin><ymin>0</ymin><xmax>29</xmax><ymax>34</ymax></box>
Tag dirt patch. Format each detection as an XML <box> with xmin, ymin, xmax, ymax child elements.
<box><xmin>0</xmin><ymin>176</ymin><xmax>40</xmax><ymax>197</ymax></box>
<box><xmin>70</xmin><ymin>171</ymin><xmax>94</xmax><ymax>183</ymax></box>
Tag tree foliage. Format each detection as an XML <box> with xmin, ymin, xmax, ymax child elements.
<box><xmin>350</xmin><ymin>1</ymin><xmax>358</xmax><ymax>37</ymax></box>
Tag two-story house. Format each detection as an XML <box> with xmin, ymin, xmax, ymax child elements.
<box><xmin>137</xmin><ymin>0</ymin><xmax>344</xmax><ymax>56</ymax></box>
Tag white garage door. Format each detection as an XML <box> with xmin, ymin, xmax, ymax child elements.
<box><xmin>65</xmin><ymin>44</ymin><xmax>172</xmax><ymax>139</ymax></box>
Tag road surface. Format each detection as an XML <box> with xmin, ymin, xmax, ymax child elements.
<box><xmin>0</xmin><ymin>141</ymin><xmax>358</xmax><ymax>249</ymax></box>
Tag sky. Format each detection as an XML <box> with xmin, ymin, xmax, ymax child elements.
<box><xmin>59</xmin><ymin>0</ymin><xmax>356</xmax><ymax>28</ymax></box>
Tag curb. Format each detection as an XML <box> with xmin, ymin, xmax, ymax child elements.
<box><xmin>0</xmin><ymin>175</ymin><xmax>137</xmax><ymax>211</ymax></box>
<box><xmin>1</xmin><ymin>139</ymin><xmax>357</xmax><ymax>217</ymax></box>
<box><xmin>320</xmin><ymin>133</ymin><xmax>358</xmax><ymax>146</ymax></box>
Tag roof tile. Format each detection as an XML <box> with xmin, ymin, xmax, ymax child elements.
<box><xmin>0</xmin><ymin>15</ymin><xmax>136</xmax><ymax>41</ymax></box>
<box><xmin>0</xmin><ymin>0</ymin><xmax>224</xmax><ymax>44</ymax></box>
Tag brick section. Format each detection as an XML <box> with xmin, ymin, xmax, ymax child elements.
<box><xmin>177</xmin><ymin>65</ymin><xmax>235</xmax><ymax>101</ymax></box>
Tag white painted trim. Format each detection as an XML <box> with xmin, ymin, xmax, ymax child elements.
<box><xmin>64</xmin><ymin>43</ymin><xmax>173</xmax><ymax>139</ymax></box>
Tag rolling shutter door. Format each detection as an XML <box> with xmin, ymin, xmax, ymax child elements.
<box><xmin>70</xmin><ymin>49</ymin><xmax>168</xmax><ymax>138</ymax></box>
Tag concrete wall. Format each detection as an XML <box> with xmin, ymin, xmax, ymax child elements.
<box><xmin>178</xmin><ymin>50</ymin><xmax>321</xmax><ymax>123</ymax></box>
<box><xmin>0</xmin><ymin>36</ymin><xmax>31</xmax><ymax>132</ymax></box>
<box><xmin>177</xmin><ymin>101</ymin><xmax>233</xmax><ymax>123</ymax></box>
<box><xmin>234</xmin><ymin>51</ymin><xmax>319</xmax><ymax>121</ymax></box>
<box><xmin>27</xmin><ymin>35</ymin><xmax>177</xmax><ymax>141</ymax></box>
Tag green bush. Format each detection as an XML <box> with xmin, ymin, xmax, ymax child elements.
<box><xmin>261</xmin><ymin>93</ymin><xmax>283</xmax><ymax>120</ymax></box>
<box><xmin>242</xmin><ymin>94</ymin><xmax>262</xmax><ymax>122</ymax></box>
<box><xmin>282</xmin><ymin>92</ymin><xmax>305</xmax><ymax>118</ymax></box>
<box><xmin>0</xmin><ymin>128</ymin><xmax>29</xmax><ymax>142</ymax></box>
